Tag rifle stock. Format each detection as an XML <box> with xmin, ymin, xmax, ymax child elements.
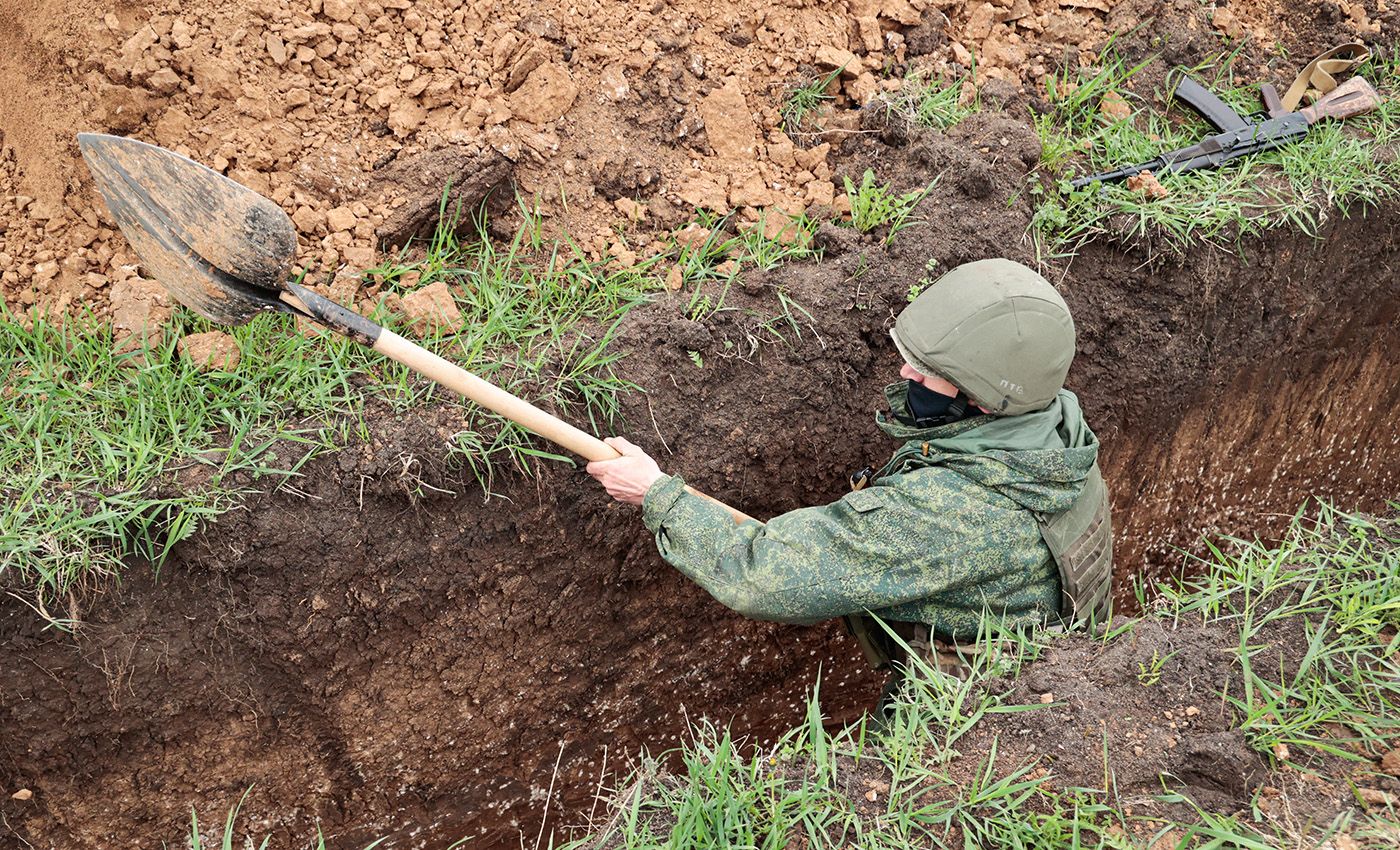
<box><xmin>1300</xmin><ymin>76</ymin><xmax>1380</xmax><ymax>123</ymax></box>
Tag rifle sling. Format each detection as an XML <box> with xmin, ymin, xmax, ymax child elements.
<box><xmin>1280</xmin><ymin>43</ymin><xmax>1371</xmax><ymax>112</ymax></box>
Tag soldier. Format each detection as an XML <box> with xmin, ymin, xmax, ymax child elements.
<box><xmin>586</xmin><ymin>258</ymin><xmax>1113</xmax><ymax>692</ymax></box>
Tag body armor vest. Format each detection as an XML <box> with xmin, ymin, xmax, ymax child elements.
<box><xmin>845</xmin><ymin>461</ymin><xmax>1114</xmax><ymax>670</ymax></box>
<box><xmin>1036</xmin><ymin>463</ymin><xmax>1114</xmax><ymax>626</ymax></box>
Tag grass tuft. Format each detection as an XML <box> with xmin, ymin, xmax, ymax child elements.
<box><xmin>780</xmin><ymin>67</ymin><xmax>843</xmax><ymax>136</ymax></box>
<box><xmin>842</xmin><ymin>170</ymin><xmax>937</xmax><ymax>244</ymax></box>
<box><xmin>877</xmin><ymin>70</ymin><xmax>978</xmax><ymax>132</ymax></box>
<box><xmin>1157</xmin><ymin>503</ymin><xmax>1400</xmax><ymax>762</ymax></box>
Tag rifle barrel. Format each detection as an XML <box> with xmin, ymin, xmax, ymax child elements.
<box><xmin>1067</xmin><ymin>112</ymin><xmax>1311</xmax><ymax>189</ymax></box>
<box><xmin>1067</xmin><ymin>158</ymin><xmax>1164</xmax><ymax>189</ymax></box>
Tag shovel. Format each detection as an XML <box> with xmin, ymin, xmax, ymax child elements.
<box><xmin>77</xmin><ymin>133</ymin><xmax>752</xmax><ymax>524</ymax></box>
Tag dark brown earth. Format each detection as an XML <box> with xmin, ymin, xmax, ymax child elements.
<box><xmin>6</xmin><ymin>16</ymin><xmax>1400</xmax><ymax>850</ymax></box>
<box><xmin>750</xmin><ymin>583</ymin><xmax>1400</xmax><ymax>850</ymax></box>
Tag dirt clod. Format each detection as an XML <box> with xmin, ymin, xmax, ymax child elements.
<box><xmin>1126</xmin><ymin>170</ymin><xmax>1170</xmax><ymax>200</ymax></box>
<box><xmin>510</xmin><ymin>63</ymin><xmax>579</xmax><ymax>125</ymax></box>
<box><xmin>400</xmin><ymin>280</ymin><xmax>462</xmax><ymax>335</ymax></box>
<box><xmin>698</xmin><ymin>80</ymin><xmax>759</xmax><ymax>160</ymax></box>
<box><xmin>109</xmin><ymin>277</ymin><xmax>173</xmax><ymax>352</ymax></box>
<box><xmin>177</xmin><ymin>331</ymin><xmax>241</xmax><ymax>372</ymax></box>
<box><xmin>1100</xmin><ymin>91</ymin><xmax>1132</xmax><ymax>121</ymax></box>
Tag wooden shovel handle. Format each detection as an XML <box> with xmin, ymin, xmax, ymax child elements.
<box><xmin>373</xmin><ymin>330</ymin><xmax>755</xmax><ymax>524</ymax></box>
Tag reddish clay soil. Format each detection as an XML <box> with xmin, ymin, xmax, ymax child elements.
<box><xmin>3</xmin><ymin>0</ymin><xmax>1400</xmax><ymax>848</ymax></box>
<box><xmin>1</xmin><ymin>0</ymin><xmax>1394</xmax><ymax>319</ymax></box>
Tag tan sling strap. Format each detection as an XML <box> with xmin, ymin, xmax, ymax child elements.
<box><xmin>1278</xmin><ymin>43</ymin><xmax>1371</xmax><ymax>113</ymax></box>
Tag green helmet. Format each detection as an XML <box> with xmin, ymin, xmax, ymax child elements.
<box><xmin>892</xmin><ymin>258</ymin><xmax>1075</xmax><ymax>416</ymax></box>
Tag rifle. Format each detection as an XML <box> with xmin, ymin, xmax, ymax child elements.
<box><xmin>1068</xmin><ymin>74</ymin><xmax>1381</xmax><ymax>190</ymax></box>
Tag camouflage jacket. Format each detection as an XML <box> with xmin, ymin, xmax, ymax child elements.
<box><xmin>641</xmin><ymin>384</ymin><xmax>1103</xmax><ymax>639</ymax></box>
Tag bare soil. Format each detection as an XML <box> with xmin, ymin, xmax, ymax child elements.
<box><xmin>1</xmin><ymin>0</ymin><xmax>1394</xmax><ymax>317</ymax></box>
<box><xmin>3</xmin><ymin>0</ymin><xmax>1400</xmax><ymax>848</ymax></box>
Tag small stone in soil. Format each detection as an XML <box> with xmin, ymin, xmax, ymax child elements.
<box><xmin>1126</xmin><ymin>170</ymin><xmax>1169</xmax><ymax>200</ymax></box>
<box><xmin>400</xmin><ymin>280</ymin><xmax>462</xmax><ymax>335</ymax></box>
<box><xmin>1099</xmin><ymin>90</ymin><xmax>1131</xmax><ymax>122</ymax></box>
<box><xmin>178</xmin><ymin>331</ymin><xmax>240</xmax><ymax>372</ymax></box>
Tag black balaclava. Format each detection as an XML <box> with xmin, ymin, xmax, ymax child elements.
<box><xmin>900</xmin><ymin>379</ymin><xmax>982</xmax><ymax>428</ymax></box>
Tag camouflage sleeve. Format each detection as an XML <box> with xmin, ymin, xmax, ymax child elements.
<box><xmin>640</xmin><ymin>473</ymin><xmax>979</xmax><ymax>625</ymax></box>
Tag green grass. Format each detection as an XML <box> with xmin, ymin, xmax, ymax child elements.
<box><xmin>843</xmin><ymin>169</ymin><xmax>937</xmax><ymax>244</ymax></box>
<box><xmin>737</xmin><ymin>210</ymin><xmax>821</xmax><ymax>271</ymax></box>
<box><xmin>878</xmin><ymin>70</ymin><xmax>978</xmax><ymax>131</ymax></box>
<box><xmin>1</xmin><ymin>307</ymin><xmax>360</xmax><ymax>627</ymax></box>
<box><xmin>1</xmin><ymin>209</ymin><xmax>654</xmax><ymax>627</ymax></box>
<box><xmin>365</xmin><ymin>205</ymin><xmax>653</xmax><ymax>478</ymax></box>
<box><xmin>665</xmin><ymin>211</ymin><xmax>819</xmax><ymax>323</ymax></box>
<box><xmin>782</xmin><ymin>63</ymin><xmax>974</xmax><ymax>138</ymax></box>
<box><xmin>1031</xmin><ymin>46</ymin><xmax>1400</xmax><ymax>260</ymax></box>
<box><xmin>781</xmin><ymin>67</ymin><xmax>844</xmax><ymax>135</ymax></box>
<box><xmin>1156</xmin><ymin>502</ymin><xmax>1400</xmax><ymax>763</ymax></box>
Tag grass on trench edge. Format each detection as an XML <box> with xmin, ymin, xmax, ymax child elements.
<box><xmin>0</xmin><ymin>190</ymin><xmax>851</xmax><ymax>628</ymax></box>
<box><xmin>0</xmin><ymin>206</ymin><xmax>653</xmax><ymax>627</ymax></box>
<box><xmin>1153</xmin><ymin>502</ymin><xmax>1400</xmax><ymax>765</ymax></box>
<box><xmin>1030</xmin><ymin>44</ymin><xmax>1400</xmax><ymax>261</ymax></box>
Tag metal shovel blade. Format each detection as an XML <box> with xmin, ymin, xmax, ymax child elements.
<box><xmin>77</xmin><ymin>133</ymin><xmax>298</xmax><ymax>325</ymax></box>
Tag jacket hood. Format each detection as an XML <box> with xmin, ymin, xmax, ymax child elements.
<box><xmin>876</xmin><ymin>383</ymin><xmax>1099</xmax><ymax>514</ymax></box>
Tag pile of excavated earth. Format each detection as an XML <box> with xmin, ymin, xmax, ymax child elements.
<box><xmin>3</xmin><ymin>0</ymin><xmax>1389</xmax><ymax>337</ymax></box>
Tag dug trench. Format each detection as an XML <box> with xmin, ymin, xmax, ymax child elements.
<box><xmin>4</xmin><ymin>114</ymin><xmax>1400</xmax><ymax>849</ymax></box>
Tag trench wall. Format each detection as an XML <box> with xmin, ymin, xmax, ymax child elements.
<box><xmin>3</xmin><ymin>190</ymin><xmax>1399</xmax><ymax>850</ymax></box>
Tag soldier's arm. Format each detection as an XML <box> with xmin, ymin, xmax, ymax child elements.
<box><xmin>641</xmin><ymin>473</ymin><xmax>962</xmax><ymax>624</ymax></box>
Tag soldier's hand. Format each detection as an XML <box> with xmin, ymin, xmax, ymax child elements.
<box><xmin>586</xmin><ymin>437</ymin><xmax>663</xmax><ymax>506</ymax></box>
